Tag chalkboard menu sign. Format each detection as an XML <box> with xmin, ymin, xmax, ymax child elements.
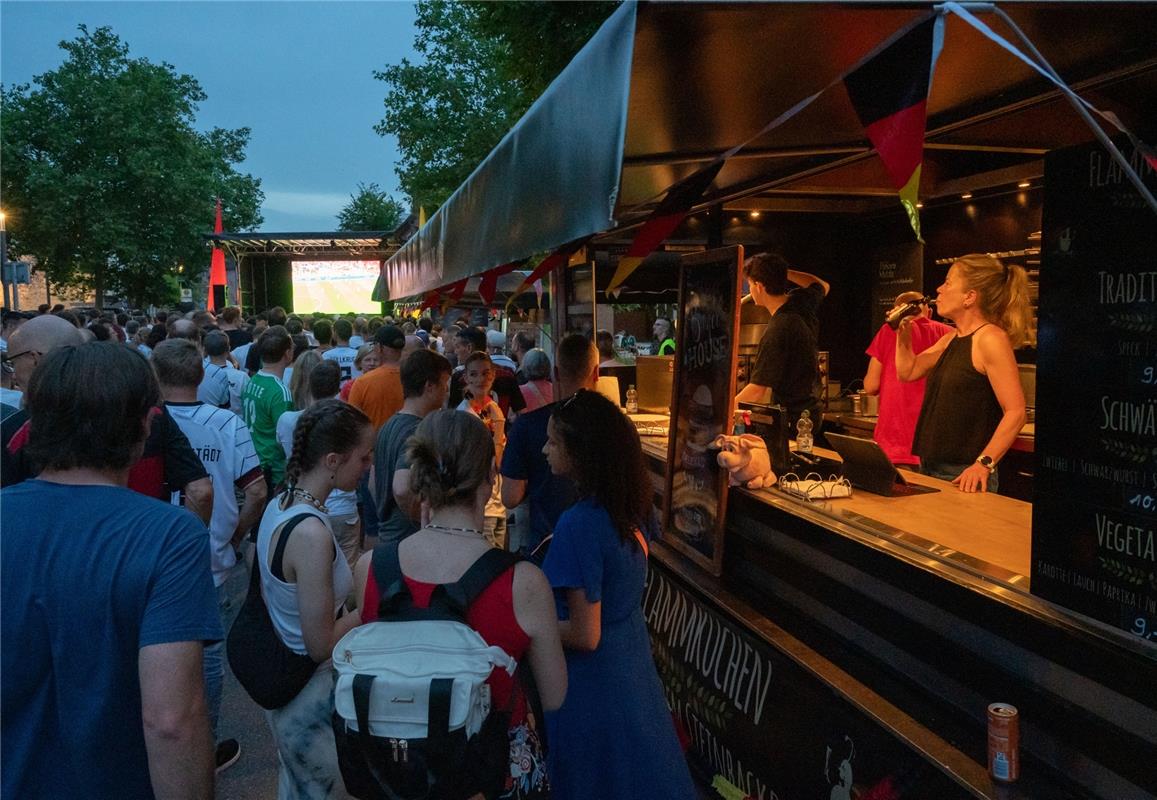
<box><xmin>644</xmin><ymin>560</ymin><xmax>972</xmax><ymax>799</ymax></box>
<box><xmin>870</xmin><ymin>241</ymin><xmax>924</xmax><ymax>333</ymax></box>
<box><xmin>663</xmin><ymin>247</ymin><xmax>743</xmax><ymax>576</ymax></box>
<box><xmin>1032</xmin><ymin>138</ymin><xmax>1157</xmax><ymax>644</ymax></box>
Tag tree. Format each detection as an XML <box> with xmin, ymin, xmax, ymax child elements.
<box><xmin>0</xmin><ymin>25</ymin><xmax>263</xmax><ymax>308</ymax></box>
<box><xmin>337</xmin><ymin>182</ymin><xmax>405</xmax><ymax>231</ymax></box>
<box><xmin>375</xmin><ymin>1</ymin><xmax>616</xmax><ymax>212</ymax></box>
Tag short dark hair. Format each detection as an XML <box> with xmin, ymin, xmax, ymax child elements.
<box><xmin>512</xmin><ymin>330</ymin><xmax>536</xmax><ymax>354</ymax></box>
<box><xmin>267</xmin><ymin>306</ymin><xmax>288</xmax><ymax>327</ymax></box>
<box><xmin>418</xmin><ymin>316</ymin><xmax>433</xmax><ymax>333</ymax></box>
<box><xmin>333</xmin><ymin>318</ymin><xmax>353</xmax><ymax>343</ymax></box>
<box><xmin>400</xmin><ymin>349</ymin><xmax>452</xmax><ymax>398</ymax></box>
<box><xmin>555</xmin><ymin>333</ymin><xmax>596</xmax><ymax>382</ymax></box>
<box><xmin>221</xmin><ymin>306</ymin><xmax>241</xmax><ymax>324</ymax></box>
<box><xmin>203</xmin><ymin>330</ymin><xmax>229</xmax><ymax>357</ymax></box>
<box><xmin>259</xmin><ymin>325</ymin><xmax>293</xmax><ymax>364</ymax></box>
<box><xmin>313</xmin><ymin>319</ymin><xmax>333</xmax><ymax>347</ymax></box>
<box><xmin>456</xmin><ymin>326</ymin><xmax>486</xmax><ymax>352</ymax></box>
<box><xmin>26</xmin><ymin>342</ymin><xmax>159</xmax><ymax>472</ymax></box>
<box><xmin>286</xmin><ymin>317</ymin><xmax>304</xmax><ymax>336</ymax></box>
<box><xmin>595</xmin><ymin>329</ymin><xmax>615</xmax><ymax>359</ymax></box>
<box><xmin>743</xmin><ymin>252</ymin><xmax>790</xmax><ymax>295</ymax></box>
<box><xmin>309</xmin><ymin>359</ymin><xmax>342</xmax><ymax>400</ymax></box>
<box><xmin>151</xmin><ymin>338</ymin><xmax>203</xmax><ymax>388</ymax></box>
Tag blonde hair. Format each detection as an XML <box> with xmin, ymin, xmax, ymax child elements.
<box><xmin>288</xmin><ymin>349</ymin><xmax>322</xmax><ymax>410</ymax></box>
<box><xmin>954</xmin><ymin>254</ymin><xmax>1033</xmax><ymax>348</ymax></box>
<box><xmin>406</xmin><ymin>409</ymin><xmax>494</xmax><ymax>510</ymax></box>
<box><xmin>354</xmin><ymin>343</ymin><xmax>376</xmax><ymax>369</ymax></box>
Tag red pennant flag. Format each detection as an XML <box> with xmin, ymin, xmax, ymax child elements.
<box><xmin>439</xmin><ymin>278</ymin><xmax>468</xmax><ymax>316</ymax></box>
<box><xmin>606</xmin><ymin>160</ymin><xmax>726</xmax><ymax>294</ymax></box>
<box><xmin>843</xmin><ymin>15</ymin><xmax>943</xmax><ymax>241</ymax></box>
<box><xmin>208</xmin><ymin>197</ymin><xmax>227</xmax><ymax>311</ymax></box>
<box><xmin>505</xmin><ymin>237</ymin><xmax>591</xmax><ymax>313</ymax></box>
<box><xmin>478</xmin><ymin>261</ymin><xmax>522</xmax><ymax>306</ymax></box>
<box><xmin>419</xmin><ymin>289</ymin><xmax>440</xmax><ymax>312</ymax></box>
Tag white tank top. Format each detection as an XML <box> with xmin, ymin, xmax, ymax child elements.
<box><xmin>256</xmin><ymin>494</ymin><xmax>353</xmax><ymax>655</ymax></box>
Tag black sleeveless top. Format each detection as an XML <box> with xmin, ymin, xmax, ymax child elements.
<box><xmin>912</xmin><ymin>329</ymin><xmax>1003</xmax><ymax>464</ymax></box>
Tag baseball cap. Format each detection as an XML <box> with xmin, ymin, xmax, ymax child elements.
<box><xmin>374</xmin><ymin>324</ymin><xmax>405</xmax><ymax>350</ymax></box>
<box><xmin>485</xmin><ymin>329</ymin><xmax>506</xmax><ymax>349</ymax></box>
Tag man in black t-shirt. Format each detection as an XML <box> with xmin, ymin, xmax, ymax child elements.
<box><xmin>735</xmin><ymin>253</ymin><xmax>830</xmax><ymax>428</ymax></box>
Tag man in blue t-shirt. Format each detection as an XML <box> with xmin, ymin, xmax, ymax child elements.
<box><xmin>501</xmin><ymin>333</ymin><xmax>598</xmax><ymax>557</ymax></box>
<box><xmin>1</xmin><ymin>342</ymin><xmax>221</xmax><ymax>799</ymax></box>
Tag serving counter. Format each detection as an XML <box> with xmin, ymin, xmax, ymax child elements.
<box><xmin>635</xmin><ymin>434</ymin><xmax>1157</xmax><ymax>799</ymax></box>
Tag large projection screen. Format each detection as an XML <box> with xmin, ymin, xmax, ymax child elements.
<box><xmin>291</xmin><ymin>260</ymin><xmax>381</xmax><ymax>314</ymax></box>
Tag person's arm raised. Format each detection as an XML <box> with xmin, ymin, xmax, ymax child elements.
<box><xmin>895</xmin><ymin>319</ymin><xmax>952</xmax><ymax>382</ymax></box>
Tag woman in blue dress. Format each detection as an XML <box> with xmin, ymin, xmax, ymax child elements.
<box><xmin>542</xmin><ymin>390</ymin><xmax>695</xmax><ymax>799</ymax></box>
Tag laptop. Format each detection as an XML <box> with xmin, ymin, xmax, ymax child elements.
<box><xmin>824</xmin><ymin>432</ymin><xmax>939</xmax><ymax>497</ymax></box>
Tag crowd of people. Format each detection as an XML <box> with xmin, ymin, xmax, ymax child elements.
<box><xmin>0</xmin><ymin>302</ymin><xmax>695</xmax><ymax>800</ymax></box>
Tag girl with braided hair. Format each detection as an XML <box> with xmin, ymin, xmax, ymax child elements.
<box><xmin>257</xmin><ymin>398</ymin><xmax>373</xmax><ymax>799</ymax></box>
<box><xmin>352</xmin><ymin>409</ymin><xmax>566</xmax><ymax>799</ymax></box>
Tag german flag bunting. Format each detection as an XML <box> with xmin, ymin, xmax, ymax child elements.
<box><xmin>504</xmin><ymin>238</ymin><xmax>591</xmax><ymax>313</ymax></box>
<box><xmin>478</xmin><ymin>260</ymin><xmax>524</xmax><ymax>306</ymax></box>
<box><xmin>605</xmin><ymin>159</ymin><xmax>726</xmax><ymax>295</ymax></box>
<box><xmin>844</xmin><ymin>14</ymin><xmax>944</xmax><ymax>241</ymax></box>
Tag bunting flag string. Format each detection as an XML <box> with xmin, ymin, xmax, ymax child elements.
<box><xmin>504</xmin><ymin>237</ymin><xmax>591</xmax><ymax>313</ymax></box>
<box><xmin>478</xmin><ymin>260</ymin><xmax>525</xmax><ymax>306</ymax></box>
<box><xmin>439</xmin><ymin>278</ymin><xmax>468</xmax><ymax>316</ymax></box>
<box><xmin>419</xmin><ymin>289</ymin><xmax>440</xmax><ymax>313</ymax></box>
<box><xmin>843</xmin><ymin>13</ymin><xmax>944</xmax><ymax>242</ymax></box>
<box><xmin>941</xmin><ymin>1</ymin><xmax>1157</xmax><ymax>214</ymax></box>
<box><xmin>605</xmin><ymin>159</ymin><xmax>727</xmax><ymax>295</ymax></box>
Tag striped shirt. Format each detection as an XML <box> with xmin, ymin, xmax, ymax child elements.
<box><xmin>165</xmin><ymin>401</ymin><xmax>263</xmax><ymax>586</ymax></box>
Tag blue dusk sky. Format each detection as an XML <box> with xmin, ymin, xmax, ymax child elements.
<box><xmin>1</xmin><ymin>1</ymin><xmax>419</xmax><ymax>232</ymax></box>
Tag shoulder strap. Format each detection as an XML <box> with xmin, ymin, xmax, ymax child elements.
<box><xmin>271</xmin><ymin>512</ymin><xmax>318</xmax><ymax>582</ymax></box>
<box><xmin>370</xmin><ymin>541</ymin><xmax>412</xmax><ymax>619</ymax></box>
<box><xmin>443</xmin><ymin>547</ymin><xmax>521</xmax><ymax>613</ymax></box>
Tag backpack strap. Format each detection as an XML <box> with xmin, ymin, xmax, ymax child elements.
<box><xmin>270</xmin><ymin>513</ymin><xmax>317</xmax><ymax>582</ymax></box>
<box><xmin>441</xmin><ymin>548</ymin><xmax>520</xmax><ymax>616</ymax></box>
<box><xmin>370</xmin><ymin>541</ymin><xmax>413</xmax><ymax>619</ymax></box>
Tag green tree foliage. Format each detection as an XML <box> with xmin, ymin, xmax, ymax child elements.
<box><xmin>337</xmin><ymin>182</ymin><xmax>405</xmax><ymax>231</ymax></box>
<box><xmin>0</xmin><ymin>25</ymin><xmax>263</xmax><ymax>307</ymax></box>
<box><xmin>375</xmin><ymin>0</ymin><xmax>617</xmax><ymax>211</ymax></box>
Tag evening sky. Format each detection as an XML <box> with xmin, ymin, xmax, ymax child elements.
<box><xmin>1</xmin><ymin>1</ymin><xmax>419</xmax><ymax>232</ymax></box>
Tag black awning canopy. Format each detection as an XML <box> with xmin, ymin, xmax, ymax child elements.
<box><xmin>381</xmin><ymin>1</ymin><xmax>1157</xmax><ymax>300</ymax></box>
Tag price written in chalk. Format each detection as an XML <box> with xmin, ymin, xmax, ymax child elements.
<box><xmin>1141</xmin><ymin>366</ymin><xmax>1157</xmax><ymax>385</ymax></box>
<box><xmin>1131</xmin><ymin>617</ymin><xmax>1157</xmax><ymax>642</ymax></box>
<box><xmin>1128</xmin><ymin>493</ymin><xmax>1156</xmax><ymax>511</ymax></box>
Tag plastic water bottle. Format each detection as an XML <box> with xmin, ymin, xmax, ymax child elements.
<box><xmin>625</xmin><ymin>384</ymin><xmax>638</xmax><ymax>414</ymax></box>
<box><xmin>796</xmin><ymin>409</ymin><xmax>813</xmax><ymax>453</ymax></box>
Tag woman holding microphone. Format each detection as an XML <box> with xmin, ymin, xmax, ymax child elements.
<box><xmin>897</xmin><ymin>254</ymin><xmax>1030</xmax><ymax>493</ymax></box>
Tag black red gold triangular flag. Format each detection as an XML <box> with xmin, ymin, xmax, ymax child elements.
<box><xmin>505</xmin><ymin>237</ymin><xmax>591</xmax><ymax>313</ymax></box>
<box><xmin>478</xmin><ymin>260</ymin><xmax>524</xmax><ymax>306</ymax></box>
<box><xmin>606</xmin><ymin>159</ymin><xmax>726</xmax><ymax>294</ymax></box>
<box><xmin>419</xmin><ymin>289</ymin><xmax>440</xmax><ymax>312</ymax></box>
<box><xmin>439</xmin><ymin>278</ymin><xmax>468</xmax><ymax>316</ymax></box>
<box><xmin>844</xmin><ymin>14</ymin><xmax>944</xmax><ymax>241</ymax></box>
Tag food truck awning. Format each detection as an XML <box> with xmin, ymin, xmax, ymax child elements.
<box><xmin>380</xmin><ymin>1</ymin><xmax>1157</xmax><ymax>300</ymax></box>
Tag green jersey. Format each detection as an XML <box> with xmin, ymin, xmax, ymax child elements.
<box><xmin>242</xmin><ymin>371</ymin><xmax>294</xmax><ymax>484</ymax></box>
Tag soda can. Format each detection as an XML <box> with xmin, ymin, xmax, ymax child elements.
<box><xmin>987</xmin><ymin>703</ymin><xmax>1020</xmax><ymax>782</ymax></box>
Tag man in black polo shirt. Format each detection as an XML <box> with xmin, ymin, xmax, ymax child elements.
<box><xmin>734</xmin><ymin>252</ymin><xmax>830</xmax><ymax>430</ymax></box>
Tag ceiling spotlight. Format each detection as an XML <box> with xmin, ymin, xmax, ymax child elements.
<box><xmin>749</xmin><ymin>211</ymin><xmax>761</xmax><ymax>219</ymax></box>
<box><xmin>1018</xmin><ymin>181</ymin><xmax>1031</xmax><ymax>189</ymax></box>
<box><xmin>915</xmin><ymin>202</ymin><xmax>924</xmax><ymax>209</ymax></box>
<box><xmin>961</xmin><ymin>193</ymin><xmax>973</xmax><ymax>200</ymax></box>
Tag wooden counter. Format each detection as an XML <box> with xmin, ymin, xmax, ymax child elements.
<box><xmin>641</xmin><ymin>437</ymin><xmax>1032</xmax><ymax>580</ymax></box>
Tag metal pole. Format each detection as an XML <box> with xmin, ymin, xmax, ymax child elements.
<box><xmin>0</xmin><ymin>227</ymin><xmax>10</xmax><ymax>310</ymax></box>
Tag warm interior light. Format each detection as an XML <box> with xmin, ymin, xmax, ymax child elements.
<box><xmin>961</xmin><ymin>193</ymin><xmax>973</xmax><ymax>200</ymax></box>
<box><xmin>1018</xmin><ymin>181</ymin><xmax>1031</xmax><ymax>189</ymax></box>
<box><xmin>749</xmin><ymin>210</ymin><xmax>761</xmax><ymax>219</ymax></box>
<box><xmin>915</xmin><ymin>202</ymin><xmax>924</xmax><ymax>209</ymax></box>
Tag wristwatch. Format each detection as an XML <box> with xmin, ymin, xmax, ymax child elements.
<box><xmin>976</xmin><ymin>454</ymin><xmax>996</xmax><ymax>474</ymax></box>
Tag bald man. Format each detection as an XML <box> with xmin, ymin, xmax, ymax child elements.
<box><xmin>1</xmin><ymin>318</ymin><xmax>213</xmax><ymax>523</ymax></box>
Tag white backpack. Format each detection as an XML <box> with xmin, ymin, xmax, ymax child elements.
<box><xmin>331</xmin><ymin>545</ymin><xmax>520</xmax><ymax>800</ymax></box>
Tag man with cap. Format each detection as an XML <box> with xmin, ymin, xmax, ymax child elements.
<box><xmin>486</xmin><ymin>328</ymin><xmax>518</xmax><ymax>372</ymax></box>
<box><xmin>348</xmin><ymin>323</ymin><xmax>406</xmax><ymax>431</ymax></box>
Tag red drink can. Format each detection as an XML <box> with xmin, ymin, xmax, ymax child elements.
<box><xmin>987</xmin><ymin>703</ymin><xmax>1020</xmax><ymax>782</ymax></box>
